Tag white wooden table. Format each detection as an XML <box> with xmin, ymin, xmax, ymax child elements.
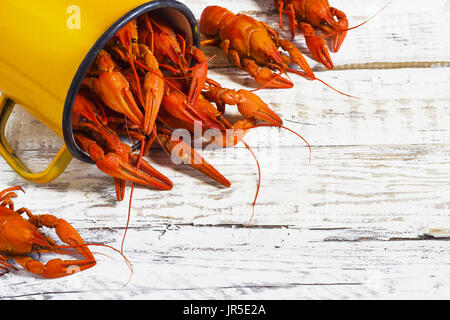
<box><xmin>1</xmin><ymin>0</ymin><xmax>449</xmax><ymax>300</ymax></box>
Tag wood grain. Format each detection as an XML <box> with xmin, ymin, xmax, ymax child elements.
<box><xmin>0</xmin><ymin>0</ymin><xmax>449</xmax><ymax>300</ymax></box>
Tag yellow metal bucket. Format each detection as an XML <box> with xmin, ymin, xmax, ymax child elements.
<box><xmin>0</xmin><ymin>0</ymin><xmax>199</xmax><ymax>183</ymax></box>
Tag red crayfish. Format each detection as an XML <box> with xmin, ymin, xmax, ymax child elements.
<box><xmin>0</xmin><ymin>187</ymin><xmax>96</xmax><ymax>278</ymax></box>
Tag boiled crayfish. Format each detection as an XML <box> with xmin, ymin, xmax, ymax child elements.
<box><xmin>0</xmin><ymin>187</ymin><xmax>96</xmax><ymax>278</ymax></box>
<box><xmin>274</xmin><ymin>0</ymin><xmax>348</xmax><ymax>69</ymax></box>
<box><xmin>74</xmin><ymin>12</ymin><xmax>284</xmax><ymax>201</ymax></box>
<box><xmin>199</xmin><ymin>5</ymin><xmax>315</xmax><ymax>89</ymax></box>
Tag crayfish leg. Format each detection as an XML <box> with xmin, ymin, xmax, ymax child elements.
<box><xmin>0</xmin><ymin>187</ymin><xmax>24</xmax><ymax>208</ymax></box>
<box><xmin>0</xmin><ymin>254</ymin><xmax>16</xmax><ymax>274</ymax></box>
<box><xmin>0</xmin><ymin>186</ymin><xmax>24</xmax><ymax>200</ymax></box>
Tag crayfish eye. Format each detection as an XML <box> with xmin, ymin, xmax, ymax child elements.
<box><xmin>131</xmin><ymin>38</ymin><xmax>137</xmax><ymax>44</ymax></box>
<box><xmin>321</xmin><ymin>19</ymin><xmax>331</xmax><ymax>28</ymax></box>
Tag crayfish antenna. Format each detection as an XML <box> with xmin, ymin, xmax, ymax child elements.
<box><xmin>241</xmin><ymin>140</ymin><xmax>261</xmax><ymax>227</ymax></box>
<box><xmin>296</xmin><ymin>1</ymin><xmax>392</xmax><ymax>41</ymax></box>
<box><xmin>60</xmin><ymin>242</ymin><xmax>134</xmax><ymax>286</ymax></box>
<box><xmin>287</xmin><ymin>67</ymin><xmax>359</xmax><ymax>99</ymax></box>
<box><xmin>121</xmin><ymin>140</ymin><xmax>144</xmax><ymax>254</ymax></box>
<box><xmin>236</xmin><ymin>123</ymin><xmax>311</xmax><ymax>226</ymax></box>
<box><xmin>280</xmin><ymin>125</ymin><xmax>312</xmax><ymax>163</ymax></box>
<box><xmin>245</xmin><ymin>123</ymin><xmax>312</xmax><ymax>162</ymax></box>
<box><xmin>344</xmin><ymin>0</ymin><xmax>392</xmax><ymax>33</ymax></box>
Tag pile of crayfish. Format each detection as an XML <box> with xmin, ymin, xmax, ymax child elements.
<box><xmin>74</xmin><ymin>0</ymin><xmax>387</xmax><ymax>200</ymax></box>
<box><xmin>1</xmin><ymin>1</ymin><xmax>385</xmax><ymax>279</ymax></box>
<box><xmin>73</xmin><ymin>12</ymin><xmax>285</xmax><ymax>201</ymax></box>
<box><xmin>75</xmin><ymin>0</ymin><xmax>372</xmax><ymax>200</ymax></box>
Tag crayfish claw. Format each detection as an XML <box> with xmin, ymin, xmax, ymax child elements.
<box><xmin>75</xmin><ymin>135</ymin><xmax>173</xmax><ymax>193</ymax></box>
<box><xmin>329</xmin><ymin>7</ymin><xmax>348</xmax><ymax>52</ymax></box>
<box><xmin>277</xmin><ymin>38</ymin><xmax>315</xmax><ymax>78</ymax></box>
<box><xmin>97</xmin><ymin>152</ymin><xmax>173</xmax><ymax>191</ymax></box>
<box><xmin>203</xmin><ymin>87</ymin><xmax>283</xmax><ymax>127</ymax></box>
<box><xmin>243</xmin><ymin>59</ymin><xmax>293</xmax><ymax>89</ymax></box>
<box><xmin>130</xmin><ymin>154</ymin><xmax>174</xmax><ymax>190</ymax></box>
<box><xmin>300</xmin><ymin>23</ymin><xmax>334</xmax><ymax>69</ymax></box>
<box><xmin>236</xmin><ymin>89</ymin><xmax>283</xmax><ymax>126</ymax></box>
<box><xmin>114</xmin><ymin>178</ymin><xmax>126</xmax><ymax>202</ymax></box>
<box><xmin>158</xmin><ymin>129</ymin><xmax>231</xmax><ymax>188</ymax></box>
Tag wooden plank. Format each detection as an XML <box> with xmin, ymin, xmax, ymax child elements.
<box><xmin>1</xmin><ymin>225</ymin><xmax>449</xmax><ymax>300</ymax></box>
<box><xmin>1</xmin><ymin>142</ymin><xmax>449</xmax><ymax>231</ymax></box>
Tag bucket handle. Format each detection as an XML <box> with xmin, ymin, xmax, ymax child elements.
<box><xmin>0</xmin><ymin>94</ymin><xmax>73</xmax><ymax>183</ymax></box>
